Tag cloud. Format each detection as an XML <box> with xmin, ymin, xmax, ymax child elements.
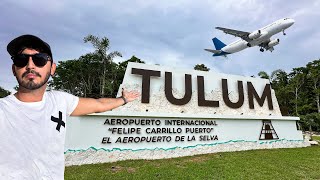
<box><xmin>0</xmin><ymin>0</ymin><xmax>319</xmax><ymax>92</ymax></box>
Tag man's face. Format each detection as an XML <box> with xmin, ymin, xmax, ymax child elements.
<box><xmin>12</xmin><ymin>48</ymin><xmax>56</xmax><ymax>90</ymax></box>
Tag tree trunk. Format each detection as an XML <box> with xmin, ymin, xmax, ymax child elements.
<box><xmin>295</xmin><ymin>87</ymin><xmax>298</xmax><ymax>115</ymax></box>
<box><xmin>87</xmin><ymin>77</ymin><xmax>93</xmax><ymax>95</ymax></box>
<box><xmin>101</xmin><ymin>70</ymin><xmax>106</xmax><ymax>96</ymax></box>
<box><xmin>316</xmin><ymin>94</ymin><xmax>320</xmax><ymax>113</ymax></box>
<box><xmin>101</xmin><ymin>61</ymin><xmax>106</xmax><ymax>96</ymax></box>
<box><xmin>314</xmin><ymin>82</ymin><xmax>320</xmax><ymax>113</ymax></box>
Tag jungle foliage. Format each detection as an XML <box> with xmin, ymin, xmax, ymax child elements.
<box><xmin>257</xmin><ymin>60</ymin><xmax>320</xmax><ymax>131</ymax></box>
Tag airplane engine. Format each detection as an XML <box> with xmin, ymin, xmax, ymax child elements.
<box><xmin>248</xmin><ymin>30</ymin><xmax>261</xmax><ymax>39</ymax></box>
<box><xmin>268</xmin><ymin>39</ymin><xmax>280</xmax><ymax>47</ymax></box>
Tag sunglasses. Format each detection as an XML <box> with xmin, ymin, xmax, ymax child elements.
<box><xmin>11</xmin><ymin>53</ymin><xmax>52</xmax><ymax>68</ymax></box>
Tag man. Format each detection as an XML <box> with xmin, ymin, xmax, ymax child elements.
<box><xmin>0</xmin><ymin>34</ymin><xmax>140</xmax><ymax>179</ymax></box>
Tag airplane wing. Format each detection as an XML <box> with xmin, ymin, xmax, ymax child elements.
<box><xmin>216</xmin><ymin>27</ymin><xmax>251</xmax><ymax>42</ymax></box>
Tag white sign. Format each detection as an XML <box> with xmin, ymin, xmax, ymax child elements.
<box><xmin>65</xmin><ymin>63</ymin><xmax>307</xmax><ymax>165</ymax></box>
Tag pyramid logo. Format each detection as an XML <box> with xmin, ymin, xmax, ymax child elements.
<box><xmin>259</xmin><ymin>120</ymin><xmax>279</xmax><ymax>140</ymax></box>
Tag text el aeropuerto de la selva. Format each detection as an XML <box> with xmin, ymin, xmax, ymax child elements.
<box><xmin>101</xmin><ymin>118</ymin><xmax>218</xmax><ymax>144</ymax></box>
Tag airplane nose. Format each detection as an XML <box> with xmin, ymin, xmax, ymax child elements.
<box><xmin>288</xmin><ymin>19</ymin><xmax>295</xmax><ymax>26</ymax></box>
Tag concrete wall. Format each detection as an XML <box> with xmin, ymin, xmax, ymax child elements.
<box><xmin>64</xmin><ymin>63</ymin><xmax>308</xmax><ymax>166</ymax></box>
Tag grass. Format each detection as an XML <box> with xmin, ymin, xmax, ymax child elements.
<box><xmin>65</xmin><ymin>146</ymin><xmax>320</xmax><ymax>180</ymax></box>
<box><xmin>312</xmin><ymin>136</ymin><xmax>320</xmax><ymax>141</ymax></box>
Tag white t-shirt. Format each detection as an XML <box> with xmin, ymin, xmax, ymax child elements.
<box><xmin>0</xmin><ymin>90</ymin><xmax>79</xmax><ymax>180</ymax></box>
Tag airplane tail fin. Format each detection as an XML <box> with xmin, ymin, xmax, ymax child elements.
<box><xmin>212</xmin><ymin>37</ymin><xmax>226</xmax><ymax>50</ymax></box>
<box><xmin>204</xmin><ymin>37</ymin><xmax>229</xmax><ymax>57</ymax></box>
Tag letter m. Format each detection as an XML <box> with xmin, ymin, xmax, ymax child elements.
<box><xmin>247</xmin><ymin>82</ymin><xmax>273</xmax><ymax>110</ymax></box>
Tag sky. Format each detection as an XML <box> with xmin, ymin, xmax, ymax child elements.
<box><xmin>0</xmin><ymin>0</ymin><xmax>319</xmax><ymax>92</ymax></box>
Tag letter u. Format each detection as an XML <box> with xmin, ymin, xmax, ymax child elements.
<box><xmin>165</xmin><ymin>72</ymin><xmax>192</xmax><ymax>105</ymax></box>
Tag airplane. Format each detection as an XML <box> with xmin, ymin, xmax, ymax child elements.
<box><xmin>204</xmin><ymin>18</ymin><xmax>295</xmax><ymax>57</ymax></box>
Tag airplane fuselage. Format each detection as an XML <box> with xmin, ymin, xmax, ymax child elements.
<box><xmin>220</xmin><ymin>18</ymin><xmax>295</xmax><ymax>54</ymax></box>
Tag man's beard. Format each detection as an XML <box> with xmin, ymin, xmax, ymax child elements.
<box><xmin>16</xmin><ymin>69</ymin><xmax>51</xmax><ymax>90</ymax></box>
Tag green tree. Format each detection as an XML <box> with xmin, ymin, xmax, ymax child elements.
<box><xmin>50</xmin><ymin>59</ymin><xmax>86</xmax><ymax>96</ymax></box>
<box><xmin>84</xmin><ymin>35</ymin><xmax>122</xmax><ymax>97</ymax></box>
<box><xmin>0</xmin><ymin>86</ymin><xmax>10</xmax><ymax>98</ymax></box>
<box><xmin>271</xmin><ymin>70</ymin><xmax>288</xmax><ymax>87</ymax></box>
<box><xmin>50</xmin><ymin>54</ymin><xmax>145</xmax><ymax>98</ymax></box>
<box><xmin>288</xmin><ymin>67</ymin><xmax>308</xmax><ymax>115</ymax></box>
<box><xmin>306</xmin><ymin>59</ymin><xmax>320</xmax><ymax>113</ymax></box>
<box><xmin>194</xmin><ymin>64</ymin><xmax>210</xmax><ymax>71</ymax></box>
<box><xmin>258</xmin><ymin>69</ymin><xmax>284</xmax><ymax>81</ymax></box>
<box><xmin>50</xmin><ymin>53</ymin><xmax>114</xmax><ymax>98</ymax></box>
<box><xmin>258</xmin><ymin>71</ymin><xmax>269</xmax><ymax>79</ymax></box>
<box><xmin>300</xmin><ymin>113</ymin><xmax>320</xmax><ymax>132</ymax></box>
<box><xmin>270</xmin><ymin>70</ymin><xmax>291</xmax><ymax>115</ymax></box>
<box><xmin>77</xmin><ymin>53</ymin><xmax>103</xmax><ymax>97</ymax></box>
<box><xmin>114</xmin><ymin>56</ymin><xmax>145</xmax><ymax>94</ymax></box>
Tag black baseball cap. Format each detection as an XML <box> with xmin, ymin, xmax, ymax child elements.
<box><xmin>7</xmin><ymin>34</ymin><xmax>53</xmax><ymax>59</ymax></box>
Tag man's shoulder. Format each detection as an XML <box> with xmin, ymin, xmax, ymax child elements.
<box><xmin>0</xmin><ymin>95</ymin><xmax>13</xmax><ymax>105</ymax></box>
<box><xmin>45</xmin><ymin>90</ymin><xmax>79</xmax><ymax>103</ymax></box>
<box><xmin>0</xmin><ymin>94</ymin><xmax>12</xmax><ymax>100</ymax></box>
<box><xmin>46</xmin><ymin>90</ymin><xmax>79</xmax><ymax>115</ymax></box>
<box><xmin>0</xmin><ymin>95</ymin><xmax>12</xmax><ymax>114</ymax></box>
<box><xmin>46</xmin><ymin>90</ymin><xmax>74</xmax><ymax>97</ymax></box>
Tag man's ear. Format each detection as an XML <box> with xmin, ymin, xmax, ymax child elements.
<box><xmin>51</xmin><ymin>62</ymin><xmax>56</xmax><ymax>76</ymax></box>
<box><xmin>12</xmin><ymin>64</ymin><xmax>16</xmax><ymax>76</ymax></box>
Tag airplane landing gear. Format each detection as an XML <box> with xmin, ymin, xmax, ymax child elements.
<box><xmin>260</xmin><ymin>48</ymin><xmax>264</xmax><ymax>52</ymax></box>
<box><xmin>282</xmin><ymin>30</ymin><xmax>286</xmax><ymax>35</ymax></box>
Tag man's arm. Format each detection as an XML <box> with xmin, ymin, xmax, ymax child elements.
<box><xmin>71</xmin><ymin>89</ymin><xmax>140</xmax><ymax>116</ymax></box>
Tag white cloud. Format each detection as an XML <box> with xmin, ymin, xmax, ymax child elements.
<box><xmin>0</xmin><ymin>0</ymin><xmax>319</xmax><ymax>92</ymax></box>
